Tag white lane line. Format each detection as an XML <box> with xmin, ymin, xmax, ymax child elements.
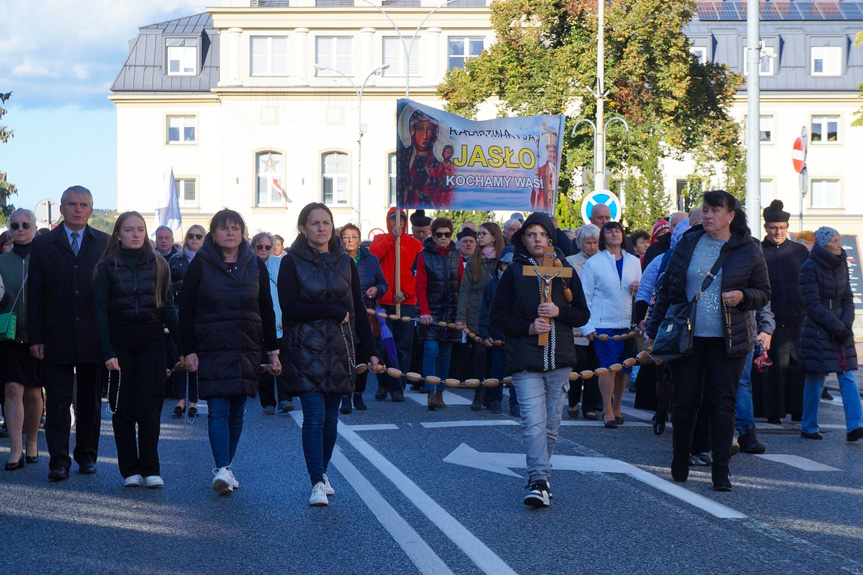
<box><xmin>561</xmin><ymin>420</ymin><xmax>650</xmax><ymax>428</ymax></box>
<box><xmin>618</xmin><ymin>405</ymin><xmax>656</xmax><ymax>421</ymax></box>
<box><xmin>421</xmin><ymin>420</ymin><xmax>520</xmax><ymax>429</ymax></box>
<box><xmin>337</xmin><ymin>425</ymin><xmax>518</xmax><ymax>575</ymax></box>
<box><xmin>755</xmin><ymin>454</ymin><xmax>842</xmax><ymax>472</ymax></box>
<box><xmin>345</xmin><ymin>424</ymin><xmax>400</xmax><ymax>431</ymax></box>
<box><xmin>329</xmin><ymin>447</ymin><xmax>455</xmax><ymax>575</ymax></box>
<box><xmin>404</xmin><ymin>390</ymin><xmax>473</xmax><ymax>406</ymax></box>
<box><xmin>289</xmin><ymin>412</ymin><xmax>455</xmax><ymax>575</ymax></box>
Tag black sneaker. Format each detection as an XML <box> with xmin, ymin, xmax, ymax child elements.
<box><xmin>847</xmin><ymin>427</ymin><xmax>863</xmax><ymax>442</ymax></box>
<box><xmin>390</xmin><ymin>387</ymin><xmax>405</xmax><ymax>402</ymax></box>
<box><xmin>171</xmin><ymin>406</ymin><xmax>185</xmax><ymax>419</ymax></box>
<box><xmin>374</xmin><ymin>387</ymin><xmax>388</xmax><ymax>401</ymax></box>
<box><xmin>821</xmin><ymin>387</ymin><xmax>833</xmax><ymax>400</ymax></box>
<box><xmin>188</xmin><ymin>407</ymin><xmax>199</xmax><ymax>418</ymax></box>
<box><xmin>523</xmin><ymin>480</ymin><xmax>551</xmax><ymax>507</ymax></box>
<box><xmin>353</xmin><ymin>394</ymin><xmax>367</xmax><ymax>411</ymax></box>
<box><xmin>277</xmin><ymin>399</ymin><xmax>294</xmax><ymax>413</ymax></box>
<box><xmin>738</xmin><ymin>432</ymin><xmax>766</xmax><ymax>454</ymax></box>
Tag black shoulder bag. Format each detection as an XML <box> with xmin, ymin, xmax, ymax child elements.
<box><xmin>650</xmin><ymin>251</ymin><xmax>729</xmax><ymax>361</ymax></box>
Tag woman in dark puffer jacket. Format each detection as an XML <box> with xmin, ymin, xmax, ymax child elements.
<box><xmin>179</xmin><ymin>210</ymin><xmax>280</xmax><ymax>495</ymax></box>
<box><xmin>798</xmin><ymin>227</ymin><xmax>863</xmax><ymax>442</ymax></box>
<box><xmin>280</xmin><ymin>203</ymin><xmax>379</xmax><ymax>506</ymax></box>
<box><xmin>646</xmin><ymin>190</ymin><xmax>770</xmax><ymax>492</ymax></box>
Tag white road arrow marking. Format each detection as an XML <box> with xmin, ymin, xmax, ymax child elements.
<box><xmin>405</xmin><ymin>390</ymin><xmax>473</xmax><ymax>406</ymax></box>
<box><xmin>755</xmin><ymin>454</ymin><xmax>841</xmax><ymax>471</ymax></box>
<box><xmin>443</xmin><ymin>444</ymin><xmax>746</xmax><ymax>519</ymax></box>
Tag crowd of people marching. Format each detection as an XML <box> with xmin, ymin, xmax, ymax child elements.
<box><xmin>1</xmin><ymin>185</ymin><xmax>861</xmax><ymax>508</ymax></box>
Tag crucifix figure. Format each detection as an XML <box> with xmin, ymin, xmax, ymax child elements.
<box><xmin>522</xmin><ymin>246</ymin><xmax>573</xmax><ymax>346</ymax></box>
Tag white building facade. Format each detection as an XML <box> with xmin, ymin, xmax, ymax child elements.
<box><xmin>111</xmin><ymin>1</ymin><xmax>863</xmax><ymax>241</ymax></box>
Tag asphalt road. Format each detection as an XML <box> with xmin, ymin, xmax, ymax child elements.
<box><xmin>1</xmin><ymin>380</ymin><xmax>861</xmax><ymax>575</ymax></box>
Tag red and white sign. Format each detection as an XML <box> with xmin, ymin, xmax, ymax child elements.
<box><xmin>792</xmin><ymin>137</ymin><xmax>806</xmax><ymax>173</ymax></box>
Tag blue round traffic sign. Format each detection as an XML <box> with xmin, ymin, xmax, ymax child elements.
<box><xmin>581</xmin><ymin>191</ymin><xmax>621</xmax><ymax>225</ymax></box>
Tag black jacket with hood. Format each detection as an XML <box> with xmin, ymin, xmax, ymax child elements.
<box><xmin>489</xmin><ymin>213</ymin><xmax>590</xmax><ymax>373</ymax></box>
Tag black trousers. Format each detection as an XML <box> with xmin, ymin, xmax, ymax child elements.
<box><xmin>110</xmin><ymin>337</ymin><xmax>164</xmax><ymax>478</ymax></box>
<box><xmin>753</xmin><ymin>324</ymin><xmax>804</xmax><ymax>419</ymax></box>
<box><xmin>173</xmin><ymin>369</ymin><xmax>199</xmax><ymax>404</ymax></box>
<box><xmin>44</xmin><ymin>363</ymin><xmax>104</xmax><ymax>471</ymax></box>
<box><xmin>670</xmin><ymin>338</ymin><xmax>745</xmax><ymax>468</ymax></box>
<box><xmin>569</xmin><ymin>343</ymin><xmax>601</xmax><ymax>410</ymax></box>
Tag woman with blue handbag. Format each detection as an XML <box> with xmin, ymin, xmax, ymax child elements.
<box><xmin>0</xmin><ymin>209</ymin><xmax>42</xmax><ymax>470</ymax></box>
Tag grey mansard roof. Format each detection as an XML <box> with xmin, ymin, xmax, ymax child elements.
<box><xmin>111</xmin><ymin>13</ymin><xmax>219</xmax><ymax>93</ymax></box>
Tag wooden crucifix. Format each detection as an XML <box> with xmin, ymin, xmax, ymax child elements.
<box><xmin>522</xmin><ymin>246</ymin><xmax>573</xmax><ymax>346</ymax></box>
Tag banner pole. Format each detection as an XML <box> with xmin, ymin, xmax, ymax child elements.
<box><xmin>395</xmin><ymin>209</ymin><xmax>401</xmax><ymax>317</ymax></box>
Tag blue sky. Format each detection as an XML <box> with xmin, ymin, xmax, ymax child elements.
<box><xmin>0</xmin><ymin>1</ymin><xmax>210</xmax><ymax>213</ymax></box>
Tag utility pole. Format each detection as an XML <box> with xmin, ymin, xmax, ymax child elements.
<box><xmin>746</xmin><ymin>0</ymin><xmax>761</xmax><ymax>232</ymax></box>
<box><xmin>595</xmin><ymin>0</ymin><xmax>606</xmax><ymax>193</ymax></box>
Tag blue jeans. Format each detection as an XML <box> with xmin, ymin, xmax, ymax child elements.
<box><xmin>735</xmin><ymin>346</ymin><xmax>756</xmax><ymax>435</ymax></box>
<box><xmin>383</xmin><ymin>304</ymin><xmax>416</xmax><ymax>391</ymax></box>
<box><xmin>299</xmin><ymin>392</ymin><xmax>341</xmax><ymax>485</ymax></box>
<box><xmin>511</xmin><ymin>368</ymin><xmax>571</xmax><ymax>482</ymax></box>
<box><xmin>207</xmin><ymin>396</ymin><xmax>246</xmax><ymax>469</ymax></box>
<box><xmin>801</xmin><ymin>371</ymin><xmax>863</xmax><ymax>434</ymax></box>
<box><xmin>423</xmin><ymin>340</ymin><xmax>454</xmax><ymax>392</ymax></box>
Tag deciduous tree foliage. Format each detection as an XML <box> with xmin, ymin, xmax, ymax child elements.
<box><xmin>438</xmin><ymin>0</ymin><xmax>744</xmax><ymax>230</ymax></box>
<box><xmin>0</xmin><ymin>91</ymin><xmax>16</xmax><ymax>220</ymax></box>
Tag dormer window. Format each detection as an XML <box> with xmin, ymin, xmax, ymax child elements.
<box><xmin>166</xmin><ymin>40</ymin><xmax>197</xmax><ymax>76</ymax></box>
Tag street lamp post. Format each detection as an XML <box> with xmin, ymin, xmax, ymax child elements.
<box><xmin>315</xmin><ymin>64</ymin><xmax>389</xmax><ymax>225</ymax></box>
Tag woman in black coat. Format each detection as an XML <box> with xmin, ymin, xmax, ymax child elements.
<box><xmin>179</xmin><ymin>210</ymin><xmax>280</xmax><ymax>495</ymax></box>
<box><xmin>279</xmin><ymin>203</ymin><xmax>379</xmax><ymax>506</ymax></box>
<box><xmin>338</xmin><ymin>223</ymin><xmax>387</xmax><ymax>414</ymax></box>
<box><xmin>798</xmin><ymin>227</ymin><xmax>863</xmax><ymax>442</ymax></box>
<box><xmin>646</xmin><ymin>190</ymin><xmax>770</xmax><ymax>491</ymax></box>
<box><xmin>168</xmin><ymin>224</ymin><xmax>205</xmax><ymax>419</ymax></box>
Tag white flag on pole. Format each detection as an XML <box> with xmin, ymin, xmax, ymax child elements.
<box><xmin>155</xmin><ymin>168</ymin><xmax>183</xmax><ymax>231</ymax></box>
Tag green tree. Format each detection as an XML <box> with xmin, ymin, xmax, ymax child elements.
<box><xmin>437</xmin><ymin>0</ymin><xmax>743</xmax><ymax>225</ymax></box>
<box><xmin>89</xmin><ymin>210</ymin><xmax>119</xmax><ymax>234</ymax></box>
<box><xmin>431</xmin><ymin>210</ymin><xmax>501</xmax><ymax>231</ymax></box>
<box><xmin>0</xmin><ymin>91</ymin><xmax>16</xmax><ymax>221</ymax></box>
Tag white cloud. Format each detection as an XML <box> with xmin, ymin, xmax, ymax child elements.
<box><xmin>11</xmin><ymin>57</ymin><xmax>57</xmax><ymax>78</ymax></box>
<box><xmin>0</xmin><ymin>0</ymin><xmax>212</xmax><ymax>108</ymax></box>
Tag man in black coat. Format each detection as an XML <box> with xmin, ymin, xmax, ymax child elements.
<box><xmin>28</xmin><ymin>186</ymin><xmax>110</xmax><ymax>481</ymax></box>
<box><xmin>752</xmin><ymin>200</ymin><xmax>810</xmax><ymax>424</ymax></box>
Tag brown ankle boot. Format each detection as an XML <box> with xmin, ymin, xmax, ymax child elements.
<box><xmin>427</xmin><ymin>392</ymin><xmax>436</xmax><ymax>411</ymax></box>
<box><xmin>435</xmin><ymin>390</ymin><xmax>447</xmax><ymax>409</ymax></box>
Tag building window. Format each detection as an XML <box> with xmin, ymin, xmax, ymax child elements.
<box><xmin>383</xmin><ymin>37</ymin><xmax>420</xmax><ymax>77</ymax></box>
<box><xmin>251</xmin><ymin>36</ymin><xmax>289</xmax><ymax>76</ymax></box>
<box><xmin>811</xmin><ymin>115</ymin><xmax>839</xmax><ymax>143</ymax></box>
<box><xmin>322</xmin><ymin>152</ymin><xmax>349</xmax><ymax>205</ymax></box>
<box><xmin>811</xmin><ymin>46</ymin><xmax>841</xmax><ymax>76</ymax></box>
<box><xmin>176</xmin><ymin>178</ymin><xmax>197</xmax><ymax>208</ymax></box>
<box><xmin>690</xmin><ymin>46</ymin><xmax>707</xmax><ymax>65</ymax></box>
<box><xmin>166</xmin><ymin>116</ymin><xmax>196</xmax><ymax>144</ymax></box>
<box><xmin>167</xmin><ymin>46</ymin><xmax>196</xmax><ymax>76</ymax></box>
<box><xmin>759</xmin><ymin>115</ymin><xmax>773</xmax><ymax>143</ymax></box>
<box><xmin>742</xmin><ymin>44</ymin><xmax>776</xmax><ymax>76</ymax></box>
<box><xmin>811</xmin><ymin>179</ymin><xmax>840</xmax><ymax>209</ymax></box>
<box><xmin>448</xmin><ymin>37</ymin><xmax>484</xmax><ymax>70</ymax></box>
<box><xmin>388</xmin><ymin>152</ymin><xmax>397</xmax><ymax>206</ymax></box>
<box><xmin>256</xmin><ymin>151</ymin><xmax>285</xmax><ymax>206</ymax></box>
<box><xmin>315</xmin><ymin>36</ymin><xmax>353</xmax><ymax>76</ymax></box>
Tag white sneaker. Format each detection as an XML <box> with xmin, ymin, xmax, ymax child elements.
<box><xmin>144</xmin><ymin>475</ymin><xmax>164</xmax><ymax>489</ymax></box>
<box><xmin>228</xmin><ymin>468</ymin><xmax>239</xmax><ymax>490</ymax></box>
<box><xmin>212</xmin><ymin>467</ymin><xmax>234</xmax><ymax>495</ymax></box>
<box><xmin>321</xmin><ymin>473</ymin><xmax>335</xmax><ymax>496</ymax></box>
<box><xmin>309</xmin><ymin>482</ymin><xmax>329</xmax><ymax>506</ymax></box>
<box><xmin>124</xmin><ymin>474</ymin><xmax>143</xmax><ymax>487</ymax></box>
